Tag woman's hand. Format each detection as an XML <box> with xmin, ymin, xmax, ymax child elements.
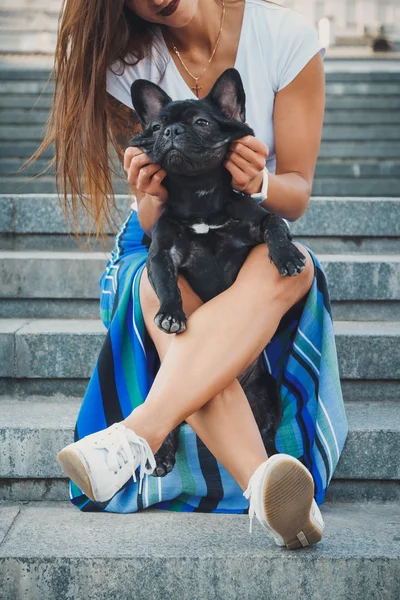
<box><xmin>124</xmin><ymin>147</ymin><xmax>169</xmax><ymax>204</ymax></box>
<box><xmin>224</xmin><ymin>131</ymin><xmax>269</xmax><ymax>195</ymax></box>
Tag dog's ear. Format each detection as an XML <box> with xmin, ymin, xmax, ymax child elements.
<box><xmin>130</xmin><ymin>79</ymin><xmax>173</xmax><ymax>129</ymax></box>
<box><xmin>204</xmin><ymin>68</ymin><xmax>246</xmax><ymax>122</ymax></box>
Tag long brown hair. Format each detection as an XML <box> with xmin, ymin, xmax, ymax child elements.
<box><xmin>19</xmin><ymin>0</ymin><xmax>275</xmax><ymax>237</ymax></box>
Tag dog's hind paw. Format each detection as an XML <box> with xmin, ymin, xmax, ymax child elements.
<box><xmin>151</xmin><ymin>456</ymin><xmax>176</xmax><ymax>477</ymax></box>
<box><xmin>155</xmin><ymin>308</ymin><xmax>187</xmax><ymax>334</ymax></box>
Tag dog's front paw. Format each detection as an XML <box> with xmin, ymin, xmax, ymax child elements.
<box><xmin>154</xmin><ymin>305</ymin><xmax>187</xmax><ymax>334</ymax></box>
<box><xmin>271</xmin><ymin>244</ymin><xmax>306</xmax><ymax>277</ymax></box>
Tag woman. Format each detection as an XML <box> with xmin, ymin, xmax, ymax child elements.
<box><xmin>36</xmin><ymin>0</ymin><xmax>349</xmax><ymax>550</ymax></box>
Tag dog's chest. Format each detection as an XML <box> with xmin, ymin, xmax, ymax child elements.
<box><xmin>170</xmin><ymin>219</ymin><xmax>251</xmax><ymax>301</ymax></box>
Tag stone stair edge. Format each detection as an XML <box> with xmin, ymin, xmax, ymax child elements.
<box><xmin>1</xmin><ymin>317</ymin><xmax>400</xmax><ymax>334</ymax></box>
<box><xmin>0</xmin><ymin>398</ymin><xmax>399</xmax><ymax>483</ymax></box>
<box><xmin>0</xmin><ymin>318</ymin><xmax>399</xmax><ymax>380</ymax></box>
<box><xmin>1</xmin><ymin>250</ymin><xmax>400</xmax><ymax>262</ymax></box>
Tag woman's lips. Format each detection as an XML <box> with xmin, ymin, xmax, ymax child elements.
<box><xmin>158</xmin><ymin>0</ymin><xmax>180</xmax><ymax>17</ymax></box>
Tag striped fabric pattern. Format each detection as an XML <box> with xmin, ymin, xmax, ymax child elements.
<box><xmin>69</xmin><ymin>209</ymin><xmax>349</xmax><ymax>513</ymax></box>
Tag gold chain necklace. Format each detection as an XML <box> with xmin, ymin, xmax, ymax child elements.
<box><xmin>167</xmin><ymin>0</ymin><xmax>226</xmax><ymax>97</ymax></box>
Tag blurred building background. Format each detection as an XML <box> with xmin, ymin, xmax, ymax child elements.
<box><xmin>281</xmin><ymin>0</ymin><xmax>400</xmax><ymax>51</ymax></box>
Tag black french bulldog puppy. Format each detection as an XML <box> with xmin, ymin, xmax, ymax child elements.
<box><xmin>129</xmin><ymin>68</ymin><xmax>306</xmax><ymax>477</ymax></box>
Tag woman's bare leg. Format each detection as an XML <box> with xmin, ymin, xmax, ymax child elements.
<box><xmin>134</xmin><ymin>276</ymin><xmax>270</xmax><ymax>491</ymax></box>
<box><xmin>123</xmin><ymin>243</ymin><xmax>314</xmax><ymax>490</ymax></box>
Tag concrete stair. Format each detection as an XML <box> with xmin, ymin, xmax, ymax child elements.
<box><xmin>1</xmin><ymin>60</ymin><xmax>400</xmax><ymax>196</ymax></box>
<box><xmin>0</xmin><ymin>501</ymin><xmax>398</xmax><ymax>599</ymax></box>
<box><xmin>1</xmin><ymin>39</ymin><xmax>400</xmax><ymax>598</ymax></box>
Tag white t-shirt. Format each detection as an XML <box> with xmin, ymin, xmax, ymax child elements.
<box><xmin>106</xmin><ymin>0</ymin><xmax>325</xmax><ymax>211</ymax></box>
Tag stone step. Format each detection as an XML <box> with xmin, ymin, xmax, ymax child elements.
<box><xmin>2</xmin><ymin>93</ymin><xmax>398</xmax><ymax>112</ymax></box>
<box><xmin>315</xmin><ymin>160</ymin><xmax>400</xmax><ymax>177</ymax></box>
<box><xmin>4</xmin><ymin>175</ymin><xmax>400</xmax><ymax>197</ymax></box>
<box><xmin>0</xmin><ymin>501</ymin><xmax>399</xmax><ymax>599</ymax></box>
<box><xmin>312</xmin><ymin>179</ymin><xmax>400</xmax><ymax>197</ymax></box>
<box><xmin>3</xmin><ymin>157</ymin><xmax>400</xmax><ymax>178</ymax></box>
<box><xmin>2</xmin><ymin>195</ymin><xmax>397</xmax><ymax>237</ymax></box>
<box><xmin>325</xmin><ymin>96</ymin><xmax>400</xmax><ymax>110</ymax></box>
<box><xmin>2</xmin><ymin>60</ymin><xmax>400</xmax><ymax>81</ymax></box>
<box><xmin>0</xmin><ymin>31</ymin><xmax>57</xmax><ymax>54</ymax></box>
<box><xmin>0</xmin><ymin>398</ymin><xmax>398</xmax><ymax>503</ymax></box>
<box><xmin>0</xmin><ymin>251</ymin><xmax>394</xmax><ymax>302</ymax></box>
<box><xmin>0</xmin><ymin>92</ymin><xmax>398</xmax><ymax>112</ymax></box>
<box><xmin>3</xmin><ymin>108</ymin><xmax>400</xmax><ymax>127</ymax></box>
<box><xmin>2</xmin><ymin>79</ymin><xmax>399</xmax><ymax>96</ymax></box>
<box><xmin>1</xmin><ymin>196</ymin><xmax>398</xmax><ymax>255</ymax></box>
<box><xmin>4</xmin><ymin>139</ymin><xmax>399</xmax><ymax>160</ymax></box>
<box><xmin>0</xmin><ymin>319</ymin><xmax>399</xmax><ymax>380</ymax></box>
<box><xmin>323</xmin><ymin>111</ymin><xmax>400</xmax><ymax>124</ymax></box>
<box><xmin>318</xmin><ymin>141</ymin><xmax>400</xmax><ymax>159</ymax></box>
<box><xmin>3</xmin><ymin>123</ymin><xmax>400</xmax><ymax>142</ymax></box>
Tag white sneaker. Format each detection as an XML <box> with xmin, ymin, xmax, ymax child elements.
<box><xmin>243</xmin><ymin>453</ymin><xmax>325</xmax><ymax>549</ymax></box>
<box><xmin>57</xmin><ymin>422</ymin><xmax>157</xmax><ymax>502</ymax></box>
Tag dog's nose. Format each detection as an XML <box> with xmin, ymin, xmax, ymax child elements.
<box><xmin>163</xmin><ymin>124</ymin><xmax>185</xmax><ymax>139</ymax></box>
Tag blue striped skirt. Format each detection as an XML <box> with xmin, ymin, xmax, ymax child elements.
<box><xmin>69</xmin><ymin>208</ymin><xmax>349</xmax><ymax>513</ymax></box>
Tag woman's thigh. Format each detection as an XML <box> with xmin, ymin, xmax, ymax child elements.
<box><xmin>139</xmin><ymin>241</ymin><xmax>314</xmax><ymax>359</ymax></box>
<box><xmin>233</xmin><ymin>242</ymin><xmax>315</xmax><ymax>313</ymax></box>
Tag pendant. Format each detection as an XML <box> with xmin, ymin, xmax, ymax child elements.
<box><xmin>191</xmin><ymin>81</ymin><xmax>202</xmax><ymax>97</ymax></box>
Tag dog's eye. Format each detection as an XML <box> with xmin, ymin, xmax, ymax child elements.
<box><xmin>195</xmin><ymin>118</ymin><xmax>210</xmax><ymax>126</ymax></box>
<box><xmin>152</xmin><ymin>124</ymin><xmax>161</xmax><ymax>132</ymax></box>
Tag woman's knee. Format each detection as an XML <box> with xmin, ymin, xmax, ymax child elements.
<box><xmin>234</xmin><ymin>243</ymin><xmax>314</xmax><ymax>309</ymax></box>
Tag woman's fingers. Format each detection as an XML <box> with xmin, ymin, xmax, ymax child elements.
<box><xmin>124</xmin><ymin>146</ymin><xmax>148</xmax><ymax>174</ymax></box>
<box><xmin>138</xmin><ymin>163</ymin><xmax>167</xmax><ymax>195</ymax></box>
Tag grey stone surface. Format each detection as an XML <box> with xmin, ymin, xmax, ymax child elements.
<box><xmin>2</xmin><ymin>477</ymin><xmax>399</xmax><ymax>504</ymax></box>
<box><xmin>4</xmin><ymin>122</ymin><xmax>400</xmax><ymax>143</ymax></box>
<box><xmin>0</xmin><ymin>398</ymin><xmax>399</xmax><ymax>481</ymax></box>
<box><xmin>0</xmin><ymin>504</ymin><xmax>20</xmax><ymax>545</ymax></box>
<box><xmin>0</xmin><ymin>251</ymin><xmax>108</xmax><ymax>298</ymax></box>
<box><xmin>312</xmin><ymin>179</ymin><xmax>400</xmax><ymax>196</ymax></box>
<box><xmin>331</xmin><ymin>301</ymin><xmax>400</xmax><ymax>322</ymax></box>
<box><xmin>0</xmin><ymin>478</ymin><xmax>69</xmax><ymax>502</ymax></box>
<box><xmin>322</xmin><ymin>125</ymin><xmax>400</xmax><ymax>141</ymax></box>
<box><xmin>13</xmin><ymin>319</ymin><xmax>105</xmax><ymax>378</ymax></box>
<box><xmin>0</xmin><ymin>194</ymin><xmax>131</xmax><ymax>234</ymax></box>
<box><xmin>1</xmin><ymin>251</ymin><xmax>399</xmax><ymax>303</ymax></box>
<box><xmin>0</xmin><ymin>95</ymin><xmax>54</xmax><ymax>109</ymax></box>
<box><xmin>340</xmin><ymin>380</ymin><xmax>400</xmax><ymax>402</ymax></box>
<box><xmin>0</xmin><ymin>319</ymin><xmax>27</xmax><ymax>377</ymax></box>
<box><xmin>320</xmin><ymin>255</ymin><xmax>400</xmax><ymax>301</ymax></box>
<box><xmin>0</xmin><ymin>194</ymin><xmax>12</xmax><ymax>231</ymax></box>
<box><xmin>0</xmin><ymin>501</ymin><xmax>399</xmax><ymax>600</ymax></box>
<box><xmin>291</xmin><ymin>198</ymin><xmax>400</xmax><ymax>237</ymax></box>
<box><xmin>0</xmin><ymin>232</ymin><xmax>115</xmax><ymax>252</ymax></box>
<box><xmin>296</xmin><ymin>237</ymin><xmax>400</xmax><ymax>255</ymax></box>
<box><xmin>0</xmin><ymin>109</ymin><xmax>52</xmax><ymax>125</ymax></box>
<box><xmin>325</xmin><ymin>96</ymin><xmax>400</xmax><ymax>110</ymax></box>
<box><xmin>0</xmin><ymin>318</ymin><xmax>399</xmax><ymax>380</ymax></box>
<box><xmin>0</xmin><ymin>377</ymin><xmax>88</xmax><ymax>398</ymax></box>
<box><xmin>334</xmin><ymin>321</ymin><xmax>400</xmax><ymax>379</ymax></box>
<box><xmin>4</xmin><ymin>298</ymin><xmax>399</xmax><ymax>322</ymax></box>
<box><xmin>1</xmin><ymin>195</ymin><xmax>399</xmax><ymax>237</ymax></box>
<box><xmin>315</xmin><ymin>160</ymin><xmax>400</xmax><ymax>176</ymax></box>
<box><xmin>323</xmin><ymin>111</ymin><xmax>400</xmax><ymax>124</ymax></box>
<box><xmin>319</xmin><ymin>141</ymin><xmax>400</xmax><ymax>159</ymax></box>
<box><xmin>325</xmin><ymin>82</ymin><xmax>400</xmax><ymax>96</ymax></box>
<box><xmin>0</xmin><ymin>298</ymin><xmax>100</xmax><ymax>319</ymax></box>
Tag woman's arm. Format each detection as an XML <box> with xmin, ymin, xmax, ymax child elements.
<box><xmin>106</xmin><ymin>93</ymin><xmax>167</xmax><ymax>235</ymax></box>
<box><xmin>265</xmin><ymin>53</ymin><xmax>325</xmax><ymax>221</ymax></box>
<box><xmin>224</xmin><ymin>53</ymin><xmax>325</xmax><ymax>222</ymax></box>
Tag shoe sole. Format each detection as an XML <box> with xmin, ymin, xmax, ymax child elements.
<box><xmin>263</xmin><ymin>456</ymin><xmax>323</xmax><ymax>550</ymax></box>
<box><xmin>57</xmin><ymin>448</ymin><xmax>95</xmax><ymax>502</ymax></box>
